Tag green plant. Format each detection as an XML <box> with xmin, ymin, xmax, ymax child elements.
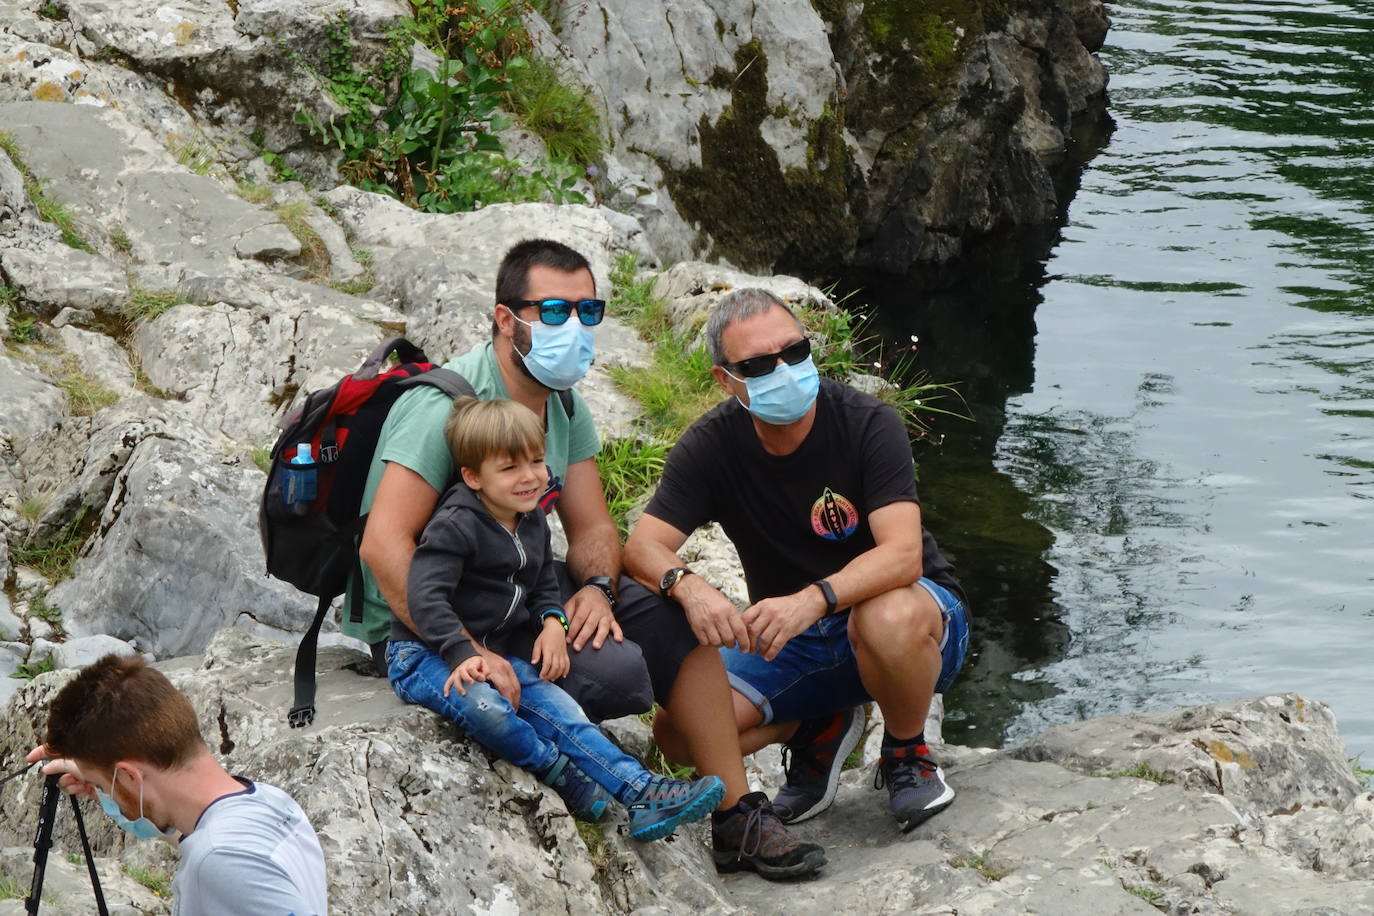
<box><xmin>575</xmin><ymin>821</ymin><xmax>611</xmax><ymax>869</ymax></box>
<box><xmin>251</xmin><ymin>446</ymin><xmax>273</xmax><ymax>473</ymax></box>
<box><xmin>122</xmin><ymin>287</ymin><xmax>185</xmax><ymax>322</ymax></box>
<box><xmin>596</xmin><ymin>438</ymin><xmax>669</xmax><ymax>536</ymax></box>
<box><xmin>260</xmin><ymin>147</ymin><xmax>298</xmax><ymax>183</ymax></box>
<box><xmin>166</xmin><ymin>129</ymin><xmax>234</xmax><ymax>176</ymax></box>
<box><xmin>951</xmin><ymin>851</ymin><xmax>1011</xmax><ymax>881</ymax></box>
<box><xmin>12</xmin><ymin>507</ymin><xmax>91</xmax><ymax>581</ymax></box>
<box><xmin>11</xmin><ymin>658</ymin><xmax>56</xmax><ymax>680</ymax></box>
<box><xmin>236</xmin><ymin>179</ymin><xmax>275</xmax><ymax>205</ymax></box>
<box><xmin>1350</xmin><ymin>755</ymin><xmax>1374</xmax><ymax>791</ymax></box>
<box><xmin>299</xmin><ymin>5</ymin><xmax>585</xmax><ymax>212</ymax></box>
<box><xmin>2</xmin><ymin>281</ymin><xmax>38</xmax><ymax>344</ymax></box>
<box><xmin>0</xmin><ymin>872</ymin><xmax>20</xmax><ymax>899</ymax></box>
<box><xmin>274</xmin><ymin>201</ymin><xmax>331</xmax><ymax>280</ymax></box>
<box><xmin>504</xmin><ymin>57</ymin><xmax>603</xmax><ymax>164</ymax></box>
<box><xmin>28</xmin><ymin>592</ymin><xmax>62</xmax><ymax>625</ymax></box>
<box><xmin>1124</xmin><ymin>884</ymin><xmax>1167</xmax><ymax>909</ymax></box>
<box><xmin>124</xmin><ymin>865</ymin><xmax>172</xmax><ymax>898</ymax></box>
<box><xmin>0</xmin><ymin>132</ymin><xmax>90</xmax><ymax>251</ymax></box>
<box><xmin>56</xmin><ymin>355</ymin><xmax>118</xmax><ymax>415</ymax></box>
<box><xmin>109</xmin><ymin>228</ymin><xmax>132</xmax><ymax>253</ymax></box>
<box><xmin>65</xmin><ymin>853</ymin><xmax>81</xmax><ymax>865</ymax></box>
<box><xmin>38</xmin><ymin>1</ymin><xmax>65</xmax><ymax>20</ymax></box>
<box><xmin>1108</xmin><ymin>761</ymin><xmax>1174</xmax><ymax>785</ymax></box>
<box><xmin>20</xmin><ymin>493</ymin><xmax>48</xmax><ymax>520</ymax></box>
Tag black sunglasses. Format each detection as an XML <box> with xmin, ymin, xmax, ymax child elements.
<box><xmin>507</xmin><ymin>298</ymin><xmax>606</xmax><ymax>327</ymax></box>
<box><xmin>722</xmin><ymin>338</ymin><xmax>812</xmax><ymax>379</ymax></box>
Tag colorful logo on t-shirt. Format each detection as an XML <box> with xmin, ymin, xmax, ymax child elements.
<box><xmin>811</xmin><ymin>487</ymin><xmax>858</xmax><ymax>541</ymax></box>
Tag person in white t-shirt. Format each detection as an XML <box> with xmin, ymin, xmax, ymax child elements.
<box><xmin>25</xmin><ymin>653</ymin><xmax>327</xmax><ymax>916</ymax></box>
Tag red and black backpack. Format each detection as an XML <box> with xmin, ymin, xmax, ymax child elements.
<box><xmin>259</xmin><ymin>337</ymin><xmax>474</xmax><ymax>727</ymax></box>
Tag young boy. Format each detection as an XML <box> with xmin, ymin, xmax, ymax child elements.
<box><xmin>387</xmin><ymin>397</ymin><xmax>723</xmax><ymax>840</ymax></box>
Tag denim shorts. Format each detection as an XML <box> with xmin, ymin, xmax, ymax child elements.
<box><xmin>722</xmin><ymin>578</ymin><xmax>970</xmax><ymax>726</ymax></box>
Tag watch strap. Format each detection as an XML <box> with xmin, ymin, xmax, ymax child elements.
<box><xmin>813</xmin><ymin>579</ymin><xmax>837</xmax><ymax>616</ymax></box>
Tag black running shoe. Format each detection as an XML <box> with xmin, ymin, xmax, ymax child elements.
<box><xmin>771</xmin><ymin>707</ymin><xmax>865</xmax><ymax>824</ymax></box>
<box><xmin>712</xmin><ymin>792</ymin><xmax>827</xmax><ymax>880</ymax></box>
<box><xmin>874</xmin><ymin>743</ymin><xmax>954</xmax><ymax>831</ymax></box>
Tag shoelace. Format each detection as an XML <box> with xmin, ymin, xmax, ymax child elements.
<box><xmin>738</xmin><ymin>801</ymin><xmax>785</xmax><ymax>858</ymax></box>
<box><xmin>873</xmin><ymin>753</ymin><xmax>938</xmax><ymax>791</ymax></box>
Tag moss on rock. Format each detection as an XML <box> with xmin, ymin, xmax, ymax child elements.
<box><xmin>659</xmin><ymin>41</ymin><xmax>854</xmax><ymax>274</ymax></box>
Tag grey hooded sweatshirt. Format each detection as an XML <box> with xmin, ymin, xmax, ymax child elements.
<box><xmin>396</xmin><ymin>481</ymin><xmax>563</xmax><ymax>668</ymax></box>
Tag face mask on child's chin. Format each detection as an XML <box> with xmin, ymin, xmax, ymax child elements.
<box><xmin>96</xmin><ymin>768</ymin><xmax>178</xmax><ymax>843</ymax></box>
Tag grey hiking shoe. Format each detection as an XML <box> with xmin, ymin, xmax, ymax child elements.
<box><xmin>874</xmin><ymin>743</ymin><xmax>954</xmax><ymax>831</ymax></box>
<box><xmin>542</xmin><ymin>753</ymin><xmax>611</xmax><ymax>823</ymax></box>
<box><xmin>771</xmin><ymin>707</ymin><xmax>866</xmax><ymax>824</ymax></box>
<box><xmin>712</xmin><ymin>791</ymin><xmax>827</xmax><ymax>880</ymax></box>
<box><xmin>625</xmin><ymin>774</ymin><xmax>725</xmax><ymax>842</ymax></box>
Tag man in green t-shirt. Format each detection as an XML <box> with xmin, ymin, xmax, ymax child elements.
<box><xmin>345</xmin><ymin>240</ymin><xmax>753</xmax><ymax>823</ymax></box>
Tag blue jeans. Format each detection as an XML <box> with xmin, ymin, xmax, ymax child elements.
<box><xmin>387</xmin><ymin>641</ymin><xmax>650</xmax><ymax>801</ymax></box>
<box><xmin>723</xmin><ymin>578</ymin><xmax>971</xmax><ymax>726</ymax></box>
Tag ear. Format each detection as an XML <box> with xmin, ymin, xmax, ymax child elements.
<box><xmin>493</xmin><ymin>304</ymin><xmax>518</xmax><ymax>340</ymax></box>
<box><xmin>711</xmin><ymin>365</ymin><xmax>733</xmax><ymax>394</ymax></box>
<box><xmin>460</xmin><ymin>465</ymin><xmax>482</xmax><ymax>491</ymax></box>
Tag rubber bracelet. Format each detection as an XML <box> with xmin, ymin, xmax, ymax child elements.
<box><xmin>540</xmin><ymin>608</ymin><xmax>569</xmax><ymax>633</ymax></box>
<box><xmin>813</xmin><ymin>579</ymin><xmax>837</xmax><ymax>616</ymax></box>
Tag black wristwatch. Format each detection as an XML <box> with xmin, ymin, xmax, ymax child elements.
<box><xmin>659</xmin><ymin>566</ymin><xmax>693</xmax><ymax>598</ymax></box>
<box><xmin>813</xmin><ymin>578</ymin><xmax>838</xmax><ymax>616</ymax></box>
<box><xmin>582</xmin><ymin>575</ymin><xmax>617</xmax><ymax>610</ymax></box>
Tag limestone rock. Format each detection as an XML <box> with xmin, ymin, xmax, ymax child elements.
<box><xmin>0</xmin><ymin>352</ymin><xmax>66</xmax><ymax>442</ymax></box>
<box><xmin>0</xmin><ymin>241</ymin><xmax>128</xmax><ymax>313</ymax></box>
<box><xmin>132</xmin><ymin>295</ymin><xmax>393</xmax><ymax>445</ymax></box>
<box><xmin>47</xmin><ymin>435</ymin><xmax>306</xmax><ymax>657</ymax></box>
<box><xmin>0</xmin><ymin>101</ymin><xmax>299</xmax><ymax>271</ymax></box>
<box><xmin>0</xmin><ymin>593</ymin><xmax>21</xmax><ymax>641</ymax></box>
<box><xmin>50</xmin><ymin>634</ymin><xmax>139</xmax><ymax>670</ymax></box>
<box><xmin>55</xmin><ymin>325</ymin><xmax>139</xmax><ymax>397</ymax></box>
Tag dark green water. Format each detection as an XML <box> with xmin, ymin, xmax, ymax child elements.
<box><xmin>853</xmin><ymin>0</ymin><xmax>1374</xmax><ymax>756</ymax></box>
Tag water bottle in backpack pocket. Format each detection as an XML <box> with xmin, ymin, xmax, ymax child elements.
<box><xmin>283</xmin><ymin>443</ymin><xmax>318</xmax><ymax>516</ymax></box>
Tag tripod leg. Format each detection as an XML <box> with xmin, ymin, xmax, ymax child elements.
<box><xmin>25</xmin><ymin>773</ymin><xmax>60</xmax><ymax>915</ymax></box>
<box><xmin>69</xmin><ymin>793</ymin><xmax>109</xmax><ymax>916</ymax></box>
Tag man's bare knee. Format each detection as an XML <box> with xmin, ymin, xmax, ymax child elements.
<box><xmin>851</xmin><ymin>584</ymin><xmax>941</xmax><ymax>647</ymax></box>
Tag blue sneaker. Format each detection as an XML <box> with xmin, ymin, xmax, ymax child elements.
<box><xmin>542</xmin><ymin>754</ymin><xmax>611</xmax><ymax>823</ymax></box>
<box><xmin>625</xmin><ymin>774</ymin><xmax>725</xmax><ymax>842</ymax></box>
<box><xmin>772</xmin><ymin>707</ymin><xmax>865</xmax><ymax>824</ymax></box>
<box><xmin>875</xmin><ymin>743</ymin><xmax>954</xmax><ymax>831</ymax></box>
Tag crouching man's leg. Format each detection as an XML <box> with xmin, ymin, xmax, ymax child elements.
<box><xmin>849</xmin><ymin>578</ymin><xmax>969</xmax><ymax>831</ymax></box>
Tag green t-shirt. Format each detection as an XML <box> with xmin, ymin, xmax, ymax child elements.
<box><xmin>341</xmin><ymin>342</ymin><xmax>600</xmax><ymax>645</ymax></box>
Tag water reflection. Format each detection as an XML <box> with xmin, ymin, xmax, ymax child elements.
<box><xmin>827</xmin><ymin>0</ymin><xmax>1374</xmax><ymax>753</ymax></box>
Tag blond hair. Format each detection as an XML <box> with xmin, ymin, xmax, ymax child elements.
<box><xmin>444</xmin><ymin>397</ymin><xmax>545</xmax><ymax>471</ymax></box>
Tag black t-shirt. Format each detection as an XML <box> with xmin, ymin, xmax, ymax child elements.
<box><xmin>646</xmin><ymin>379</ymin><xmax>964</xmax><ymax>607</ymax></box>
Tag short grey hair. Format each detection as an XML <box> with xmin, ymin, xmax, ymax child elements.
<box><xmin>705</xmin><ymin>288</ymin><xmax>804</xmax><ymax>366</ymax></box>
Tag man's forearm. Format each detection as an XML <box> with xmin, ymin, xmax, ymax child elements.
<box><xmin>563</xmin><ymin>521</ymin><xmax>622</xmax><ymax>583</ymax></box>
<box><xmin>824</xmin><ymin>541</ymin><xmax>922</xmax><ymax>610</ymax></box>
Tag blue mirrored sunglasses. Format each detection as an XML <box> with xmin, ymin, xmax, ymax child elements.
<box><xmin>508</xmin><ymin>298</ymin><xmax>606</xmax><ymax>327</ymax></box>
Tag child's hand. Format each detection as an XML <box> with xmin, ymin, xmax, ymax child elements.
<box><xmin>532</xmin><ymin>618</ymin><xmax>570</xmax><ymax>682</ymax></box>
<box><xmin>443</xmin><ymin>655</ymin><xmax>489</xmax><ymax>697</ymax></box>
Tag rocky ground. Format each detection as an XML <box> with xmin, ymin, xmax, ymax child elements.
<box><xmin>1</xmin><ymin>632</ymin><xmax>1370</xmax><ymax>915</ymax></box>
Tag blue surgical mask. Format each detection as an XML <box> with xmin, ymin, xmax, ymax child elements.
<box><xmin>97</xmin><ymin>768</ymin><xmax>177</xmax><ymax>841</ymax></box>
<box><xmin>725</xmin><ymin>356</ymin><xmax>821</xmax><ymax>425</ymax></box>
<box><xmin>514</xmin><ymin>314</ymin><xmax>596</xmax><ymax>391</ymax></box>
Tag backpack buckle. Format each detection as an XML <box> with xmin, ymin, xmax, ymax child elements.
<box><xmin>287</xmin><ymin>704</ymin><xmax>316</xmax><ymax>728</ymax></box>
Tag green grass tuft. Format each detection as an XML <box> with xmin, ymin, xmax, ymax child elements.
<box><xmin>505</xmin><ymin>58</ymin><xmax>604</xmax><ymax>165</ymax></box>
<box><xmin>1108</xmin><ymin>761</ymin><xmax>1174</xmax><ymax>785</ymax></box>
<box><xmin>124</xmin><ymin>865</ymin><xmax>173</xmax><ymax>898</ymax></box>
<box><xmin>11</xmin><ymin>658</ymin><xmax>56</xmax><ymax>680</ymax></box>
<box><xmin>1124</xmin><ymin>884</ymin><xmax>1167</xmax><ymax>909</ymax></box>
<box><xmin>596</xmin><ymin>438</ymin><xmax>669</xmax><ymax>537</ymax></box>
<box><xmin>122</xmin><ymin>287</ymin><xmax>186</xmax><ymax>322</ymax></box>
<box><xmin>56</xmin><ymin>355</ymin><xmax>118</xmax><ymax>415</ymax></box>
<box><xmin>951</xmin><ymin>851</ymin><xmax>1012</xmax><ymax>881</ymax></box>
<box><xmin>274</xmin><ymin>200</ymin><xmax>331</xmax><ymax>280</ymax></box>
<box><xmin>12</xmin><ymin>507</ymin><xmax>92</xmax><ymax>581</ymax></box>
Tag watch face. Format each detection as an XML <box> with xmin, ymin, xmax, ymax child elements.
<box><xmin>660</xmin><ymin>568</ymin><xmax>683</xmax><ymax>594</ymax></box>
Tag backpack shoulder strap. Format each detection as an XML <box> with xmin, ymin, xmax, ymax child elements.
<box><xmin>557</xmin><ymin>388</ymin><xmax>575</xmax><ymax>419</ymax></box>
<box><xmin>397</xmin><ymin>367</ymin><xmax>476</xmax><ymax>400</ymax></box>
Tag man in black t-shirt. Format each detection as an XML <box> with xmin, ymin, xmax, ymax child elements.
<box><xmin>625</xmin><ymin>288</ymin><xmax>971</xmax><ymax>859</ymax></box>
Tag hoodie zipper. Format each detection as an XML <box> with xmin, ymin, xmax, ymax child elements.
<box><xmin>492</xmin><ymin>517</ymin><xmax>528</xmax><ymax>638</ymax></box>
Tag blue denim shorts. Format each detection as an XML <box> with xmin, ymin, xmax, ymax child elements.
<box><xmin>722</xmin><ymin>578</ymin><xmax>970</xmax><ymax>726</ymax></box>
